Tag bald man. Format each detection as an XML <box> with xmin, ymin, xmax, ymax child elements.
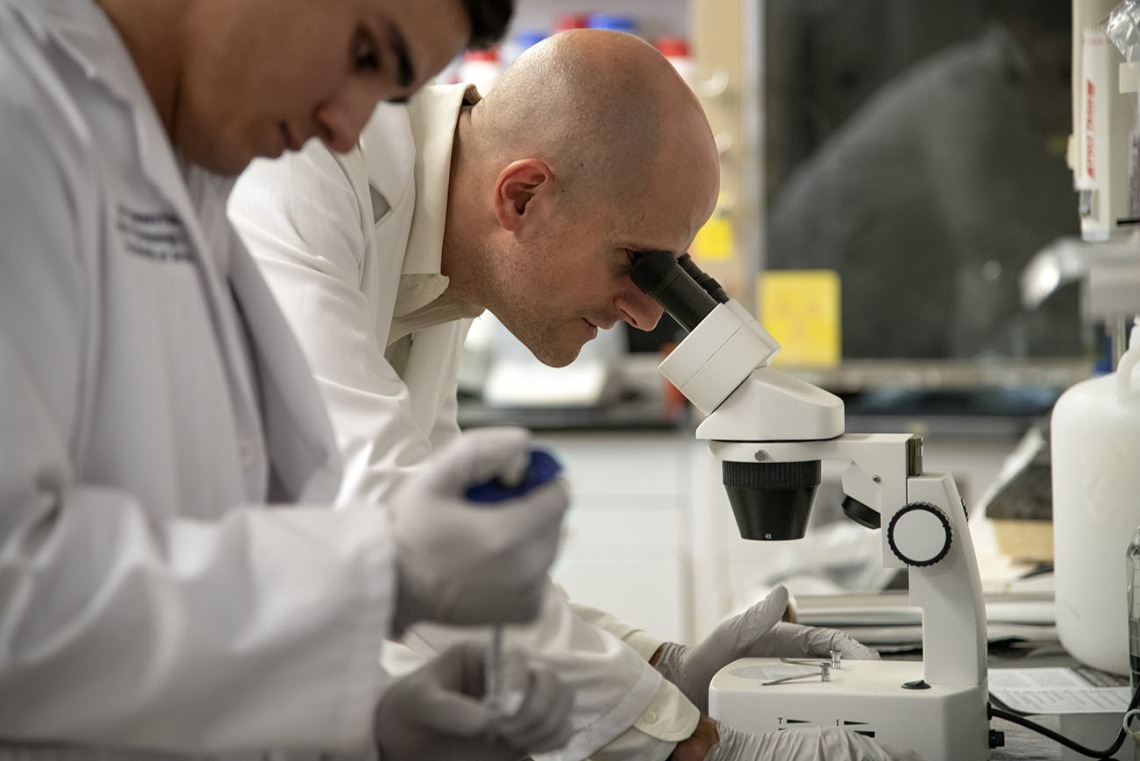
<box><xmin>230</xmin><ymin>30</ymin><xmax>920</xmax><ymax>761</ymax></box>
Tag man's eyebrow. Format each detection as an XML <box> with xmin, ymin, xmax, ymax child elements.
<box><xmin>388</xmin><ymin>25</ymin><xmax>415</xmax><ymax>88</ymax></box>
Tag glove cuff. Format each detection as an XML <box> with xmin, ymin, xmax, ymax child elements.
<box><xmin>653</xmin><ymin>641</ymin><xmax>696</xmax><ymax>707</ymax></box>
<box><xmin>652</xmin><ymin>641</ymin><xmax>687</xmax><ymax>679</ymax></box>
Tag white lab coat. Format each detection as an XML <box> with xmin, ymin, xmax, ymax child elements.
<box><xmin>0</xmin><ymin>0</ymin><xmax>394</xmax><ymax>755</ymax></box>
<box><xmin>230</xmin><ymin>85</ymin><xmax>700</xmax><ymax>761</ymax></box>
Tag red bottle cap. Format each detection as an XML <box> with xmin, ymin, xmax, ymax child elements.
<box><xmin>554</xmin><ymin>14</ymin><xmax>589</xmax><ymax>31</ymax></box>
<box><xmin>464</xmin><ymin>48</ymin><xmax>500</xmax><ymax>62</ymax></box>
<box><xmin>654</xmin><ymin>36</ymin><xmax>690</xmax><ymax>58</ymax></box>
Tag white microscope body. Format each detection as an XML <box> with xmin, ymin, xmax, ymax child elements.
<box><xmin>639</xmin><ymin>260</ymin><xmax>993</xmax><ymax>761</ymax></box>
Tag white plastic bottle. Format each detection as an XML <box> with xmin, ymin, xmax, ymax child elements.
<box><xmin>458</xmin><ymin>48</ymin><xmax>501</xmax><ymax>95</ymax></box>
<box><xmin>1052</xmin><ymin>325</ymin><xmax>1140</xmax><ymax>675</ymax></box>
<box><xmin>654</xmin><ymin>36</ymin><xmax>694</xmax><ymax>87</ymax></box>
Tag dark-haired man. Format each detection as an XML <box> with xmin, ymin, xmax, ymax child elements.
<box><xmin>0</xmin><ymin>0</ymin><xmax>578</xmax><ymax>759</ymax></box>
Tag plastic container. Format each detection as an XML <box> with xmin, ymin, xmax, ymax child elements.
<box><xmin>654</xmin><ymin>36</ymin><xmax>694</xmax><ymax>85</ymax></box>
<box><xmin>1053</xmin><ymin>326</ymin><xmax>1140</xmax><ymax>675</ymax></box>
<box><xmin>553</xmin><ymin>14</ymin><xmax>589</xmax><ymax>32</ymax></box>
<box><xmin>459</xmin><ymin>48</ymin><xmax>501</xmax><ymax>95</ymax></box>
<box><xmin>435</xmin><ymin>55</ymin><xmax>462</xmax><ymax>85</ymax></box>
<box><xmin>585</xmin><ymin>13</ymin><xmax>638</xmax><ymax>36</ymax></box>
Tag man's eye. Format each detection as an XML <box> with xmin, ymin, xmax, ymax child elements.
<box><xmin>353</xmin><ymin>30</ymin><xmax>380</xmax><ymax>72</ymax></box>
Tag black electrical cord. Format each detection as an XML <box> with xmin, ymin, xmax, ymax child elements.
<box><xmin>988</xmin><ymin>678</ymin><xmax>1140</xmax><ymax>760</ymax></box>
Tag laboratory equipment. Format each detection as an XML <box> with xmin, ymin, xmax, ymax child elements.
<box><xmin>1030</xmin><ymin>0</ymin><xmax>1140</xmax><ymax>678</ymax></box>
<box><xmin>655</xmin><ymin>36</ymin><xmax>694</xmax><ymax>86</ymax></box>
<box><xmin>458</xmin><ymin>48</ymin><xmax>501</xmax><ymax>94</ymax></box>
<box><xmin>466</xmin><ymin>448</ymin><xmax>563</xmax><ymax>735</ymax></box>
<box><xmin>1072</xmin><ymin>0</ymin><xmax>1137</xmax><ymax>241</ymax></box>
<box><xmin>631</xmin><ymin>252</ymin><xmax>994</xmax><ymax>761</ymax></box>
<box><xmin>584</xmin><ymin>13</ymin><xmax>638</xmax><ymax>36</ymax></box>
<box><xmin>482</xmin><ymin>315</ymin><xmax>628</xmax><ymax>409</ymax></box>
<box><xmin>1053</xmin><ymin>326</ymin><xmax>1140</xmax><ymax>676</ymax></box>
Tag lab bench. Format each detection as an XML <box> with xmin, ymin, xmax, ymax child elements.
<box><xmin>991</xmin><ymin>711</ymin><xmax>1131</xmax><ymax>760</ymax></box>
<box><xmin>978</xmin><ymin>651</ymin><xmax>1132</xmax><ymax>760</ymax></box>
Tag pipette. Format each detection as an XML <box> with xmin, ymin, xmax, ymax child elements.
<box><xmin>465</xmin><ymin>447</ymin><xmax>563</xmax><ymax>737</ymax></box>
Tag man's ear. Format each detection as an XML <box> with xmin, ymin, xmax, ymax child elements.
<box><xmin>493</xmin><ymin>159</ymin><xmax>554</xmax><ymax>232</ymax></box>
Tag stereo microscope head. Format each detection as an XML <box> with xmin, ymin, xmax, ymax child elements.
<box><xmin>631</xmin><ymin>251</ymin><xmax>823</xmax><ymax>540</ymax></box>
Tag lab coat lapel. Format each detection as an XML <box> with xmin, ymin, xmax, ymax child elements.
<box><xmin>126</xmin><ymin>139</ymin><xmax>342</xmax><ymax>503</ymax></box>
<box><xmin>131</xmin><ymin>146</ymin><xmax>275</xmax><ymax>496</ymax></box>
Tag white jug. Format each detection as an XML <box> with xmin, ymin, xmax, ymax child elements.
<box><xmin>1052</xmin><ymin>327</ymin><xmax>1140</xmax><ymax>675</ymax></box>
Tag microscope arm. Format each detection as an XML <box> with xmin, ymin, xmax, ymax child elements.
<box><xmin>903</xmin><ymin>473</ymin><xmax>988</xmax><ymax>686</ymax></box>
<box><xmin>710</xmin><ymin>437</ymin><xmax>988</xmax><ymax>688</ymax></box>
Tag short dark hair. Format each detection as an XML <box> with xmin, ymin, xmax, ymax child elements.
<box><xmin>460</xmin><ymin>0</ymin><xmax>514</xmax><ymax>49</ymax></box>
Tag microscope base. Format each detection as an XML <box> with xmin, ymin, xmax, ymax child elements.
<box><xmin>709</xmin><ymin>658</ymin><xmax>991</xmax><ymax>761</ymax></box>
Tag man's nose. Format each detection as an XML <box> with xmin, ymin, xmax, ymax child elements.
<box><xmin>616</xmin><ymin>285</ymin><xmax>664</xmax><ymax>331</ymax></box>
<box><xmin>314</xmin><ymin>84</ymin><xmax>379</xmax><ymax>153</ymax></box>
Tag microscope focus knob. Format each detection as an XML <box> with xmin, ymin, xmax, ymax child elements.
<box><xmin>887</xmin><ymin>502</ymin><xmax>952</xmax><ymax>567</ymax></box>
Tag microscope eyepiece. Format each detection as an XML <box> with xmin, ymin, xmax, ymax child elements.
<box><xmin>722</xmin><ymin>460</ymin><xmax>821</xmax><ymax>540</ymax></box>
<box><xmin>677</xmin><ymin>253</ymin><xmax>728</xmax><ymax>303</ymax></box>
<box><xmin>629</xmin><ymin>251</ymin><xmax>719</xmax><ymax>332</ymax></box>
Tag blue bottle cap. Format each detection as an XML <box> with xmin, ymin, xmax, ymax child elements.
<box><xmin>512</xmin><ymin>30</ymin><xmax>548</xmax><ymax>49</ymax></box>
<box><xmin>585</xmin><ymin>14</ymin><xmax>638</xmax><ymax>34</ymax></box>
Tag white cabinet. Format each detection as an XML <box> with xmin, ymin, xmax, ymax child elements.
<box><xmin>536</xmin><ymin>430</ymin><xmax>694</xmax><ymax>644</ymax></box>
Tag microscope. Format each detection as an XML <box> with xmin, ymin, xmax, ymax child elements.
<box><xmin>631</xmin><ymin>252</ymin><xmax>994</xmax><ymax>761</ymax></box>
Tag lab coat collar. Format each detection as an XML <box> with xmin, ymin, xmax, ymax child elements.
<box><xmin>360</xmin><ymin>102</ymin><xmax>416</xmax><ymax>220</ymax></box>
<box><xmin>26</xmin><ymin>0</ymin><xmax>222</xmax><ymax>268</ymax></box>
<box><xmin>27</xmin><ymin>0</ymin><xmax>184</xmax><ymax>188</ymax></box>
<box><xmin>399</xmin><ymin>84</ymin><xmax>484</xmax><ymax>319</ymax></box>
<box><xmin>22</xmin><ymin>0</ymin><xmax>138</xmax><ymax>97</ymax></box>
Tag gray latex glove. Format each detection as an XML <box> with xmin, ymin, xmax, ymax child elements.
<box><xmin>654</xmin><ymin>586</ymin><xmax>879</xmax><ymax>712</ymax></box>
<box><xmin>709</xmin><ymin>722</ymin><xmax>927</xmax><ymax>761</ymax></box>
<box><xmin>388</xmin><ymin>427</ymin><xmax>569</xmax><ymax>634</ymax></box>
<box><xmin>374</xmin><ymin>641</ymin><xmax>574</xmax><ymax>761</ymax></box>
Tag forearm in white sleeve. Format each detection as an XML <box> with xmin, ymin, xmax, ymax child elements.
<box><xmin>0</xmin><ymin>126</ymin><xmax>394</xmax><ymax>752</ymax></box>
<box><xmin>568</xmin><ymin>596</ymin><xmax>666</xmax><ymax>662</ymax></box>
<box><xmin>0</xmin><ymin>291</ymin><xmax>395</xmax><ymax>753</ymax></box>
